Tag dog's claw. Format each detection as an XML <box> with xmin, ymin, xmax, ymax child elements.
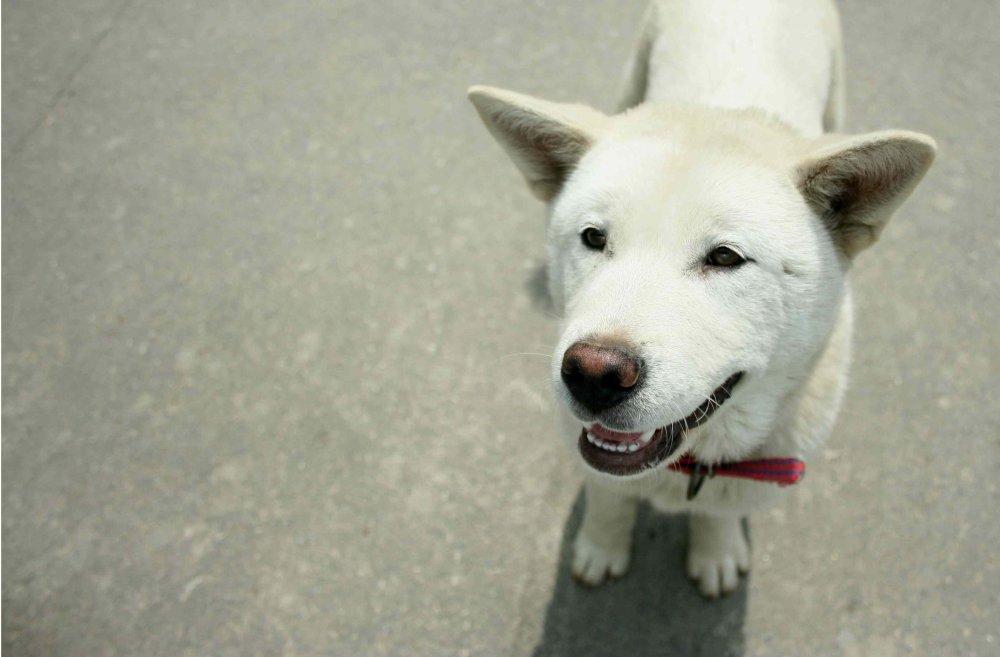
<box><xmin>572</xmin><ymin>533</ymin><xmax>631</xmax><ymax>586</ymax></box>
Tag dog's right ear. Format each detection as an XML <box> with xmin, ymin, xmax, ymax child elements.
<box><xmin>467</xmin><ymin>86</ymin><xmax>609</xmax><ymax>201</ymax></box>
<box><xmin>796</xmin><ymin>131</ymin><xmax>936</xmax><ymax>258</ymax></box>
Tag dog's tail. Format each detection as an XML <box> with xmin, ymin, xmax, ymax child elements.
<box><xmin>616</xmin><ymin>2</ymin><xmax>658</xmax><ymax>113</ymax></box>
<box><xmin>822</xmin><ymin>6</ymin><xmax>846</xmax><ymax>132</ymax></box>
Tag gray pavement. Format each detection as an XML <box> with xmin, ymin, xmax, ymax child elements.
<box><xmin>3</xmin><ymin>1</ymin><xmax>998</xmax><ymax>655</ymax></box>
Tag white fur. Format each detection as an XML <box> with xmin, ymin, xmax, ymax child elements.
<box><xmin>619</xmin><ymin>0</ymin><xmax>845</xmax><ymax>135</ymax></box>
<box><xmin>468</xmin><ymin>0</ymin><xmax>934</xmax><ymax>597</ymax></box>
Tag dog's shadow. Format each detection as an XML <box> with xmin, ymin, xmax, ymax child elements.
<box><xmin>531</xmin><ymin>491</ymin><xmax>748</xmax><ymax>657</ymax></box>
<box><xmin>526</xmin><ymin>262</ymin><xmax>554</xmax><ymax>316</ymax></box>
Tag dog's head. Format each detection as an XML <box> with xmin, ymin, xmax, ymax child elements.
<box><xmin>468</xmin><ymin>87</ymin><xmax>935</xmax><ymax>483</ymax></box>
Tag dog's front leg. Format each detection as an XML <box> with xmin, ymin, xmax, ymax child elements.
<box><xmin>572</xmin><ymin>482</ymin><xmax>638</xmax><ymax>586</ymax></box>
<box><xmin>687</xmin><ymin>513</ymin><xmax>750</xmax><ymax>598</ymax></box>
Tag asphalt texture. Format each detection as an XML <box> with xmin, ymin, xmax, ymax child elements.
<box><xmin>3</xmin><ymin>1</ymin><xmax>999</xmax><ymax>655</ymax></box>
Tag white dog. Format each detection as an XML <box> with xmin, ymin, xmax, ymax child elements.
<box><xmin>468</xmin><ymin>0</ymin><xmax>934</xmax><ymax>598</ymax></box>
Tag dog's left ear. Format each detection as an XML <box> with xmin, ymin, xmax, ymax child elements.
<box><xmin>796</xmin><ymin>131</ymin><xmax>936</xmax><ymax>258</ymax></box>
<box><xmin>468</xmin><ymin>86</ymin><xmax>609</xmax><ymax>201</ymax></box>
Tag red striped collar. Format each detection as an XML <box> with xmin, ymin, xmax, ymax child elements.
<box><xmin>668</xmin><ymin>455</ymin><xmax>806</xmax><ymax>500</ymax></box>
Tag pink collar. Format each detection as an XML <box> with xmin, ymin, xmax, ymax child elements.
<box><xmin>668</xmin><ymin>455</ymin><xmax>806</xmax><ymax>500</ymax></box>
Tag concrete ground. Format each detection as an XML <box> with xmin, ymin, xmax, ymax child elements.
<box><xmin>3</xmin><ymin>1</ymin><xmax>998</xmax><ymax>655</ymax></box>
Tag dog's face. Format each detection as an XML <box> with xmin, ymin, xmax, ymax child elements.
<box><xmin>469</xmin><ymin>88</ymin><xmax>934</xmax><ymax>484</ymax></box>
<box><xmin>546</xmin><ymin>128</ymin><xmax>839</xmax><ymax>477</ymax></box>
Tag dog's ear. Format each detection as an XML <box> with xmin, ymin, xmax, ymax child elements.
<box><xmin>467</xmin><ymin>86</ymin><xmax>609</xmax><ymax>201</ymax></box>
<box><xmin>796</xmin><ymin>130</ymin><xmax>936</xmax><ymax>257</ymax></box>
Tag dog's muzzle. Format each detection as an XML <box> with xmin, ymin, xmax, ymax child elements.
<box><xmin>576</xmin><ymin>372</ymin><xmax>744</xmax><ymax>477</ymax></box>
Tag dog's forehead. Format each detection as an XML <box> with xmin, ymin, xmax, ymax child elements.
<box><xmin>559</xmin><ymin>137</ymin><xmax>794</xmax><ymax>234</ymax></box>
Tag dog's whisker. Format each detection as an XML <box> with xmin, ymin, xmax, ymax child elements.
<box><xmin>522</xmin><ymin>343</ymin><xmax>558</xmax><ymax>353</ymax></box>
<box><xmin>487</xmin><ymin>352</ymin><xmax>554</xmax><ymax>367</ymax></box>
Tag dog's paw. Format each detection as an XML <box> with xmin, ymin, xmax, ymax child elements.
<box><xmin>686</xmin><ymin>515</ymin><xmax>750</xmax><ymax>599</ymax></box>
<box><xmin>572</xmin><ymin>532</ymin><xmax>631</xmax><ymax>586</ymax></box>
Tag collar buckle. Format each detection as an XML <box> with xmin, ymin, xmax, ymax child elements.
<box><xmin>686</xmin><ymin>462</ymin><xmax>714</xmax><ymax>500</ymax></box>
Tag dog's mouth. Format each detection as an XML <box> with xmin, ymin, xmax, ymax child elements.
<box><xmin>577</xmin><ymin>372</ymin><xmax>743</xmax><ymax>477</ymax></box>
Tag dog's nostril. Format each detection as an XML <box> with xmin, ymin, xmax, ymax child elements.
<box><xmin>617</xmin><ymin>362</ymin><xmax>640</xmax><ymax>389</ymax></box>
<box><xmin>560</xmin><ymin>340</ymin><xmax>643</xmax><ymax>413</ymax></box>
<box><xmin>601</xmin><ymin>372</ymin><xmax>620</xmax><ymax>389</ymax></box>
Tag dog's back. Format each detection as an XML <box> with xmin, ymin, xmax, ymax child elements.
<box><xmin>619</xmin><ymin>0</ymin><xmax>844</xmax><ymax>136</ymax></box>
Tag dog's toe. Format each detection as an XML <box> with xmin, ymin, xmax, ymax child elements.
<box><xmin>572</xmin><ymin>533</ymin><xmax>630</xmax><ymax>586</ymax></box>
<box><xmin>687</xmin><ymin>515</ymin><xmax>750</xmax><ymax>599</ymax></box>
<box><xmin>687</xmin><ymin>553</ymin><xmax>742</xmax><ymax>598</ymax></box>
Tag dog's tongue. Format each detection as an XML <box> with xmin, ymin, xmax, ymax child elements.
<box><xmin>589</xmin><ymin>424</ymin><xmax>643</xmax><ymax>444</ymax></box>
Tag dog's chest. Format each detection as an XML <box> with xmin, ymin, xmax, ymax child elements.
<box><xmin>646</xmin><ymin>471</ymin><xmax>787</xmax><ymax>516</ymax></box>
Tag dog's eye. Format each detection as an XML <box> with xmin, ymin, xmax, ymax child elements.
<box><xmin>706</xmin><ymin>245</ymin><xmax>745</xmax><ymax>268</ymax></box>
<box><xmin>581</xmin><ymin>227</ymin><xmax>607</xmax><ymax>251</ymax></box>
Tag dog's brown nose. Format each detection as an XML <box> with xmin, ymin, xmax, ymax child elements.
<box><xmin>560</xmin><ymin>341</ymin><xmax>643</xmax><ymax>413</ymax></box>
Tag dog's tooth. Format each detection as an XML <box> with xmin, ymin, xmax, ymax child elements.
<box><xmin>587</xmin><ymin>432</ymin><xmax>597</xmax><ymax>444</ymax></box>
<box><xmin>639</xmin><ymin>430</ymin><xmax>655</xmax><ymax>444</ymax></box>
<box><xmin>628</xmin><ymin>443</ymin><xmax>639</xmax><ymax>452</ymax></box>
